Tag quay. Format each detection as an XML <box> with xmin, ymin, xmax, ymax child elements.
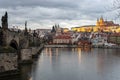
<box><xmin>44</xmin><ymin>45</ymin><xmax>77</xmax><ymax>48</ymax></box>
<box><xmin>45</xmin><ymin>44</ymin><xmax>120</xmax><ymax>49</ymax></box>
<box><xmin>92</xmin><ymin>45</ymin><xmax>120</xmax><ymax>49</ymax></box>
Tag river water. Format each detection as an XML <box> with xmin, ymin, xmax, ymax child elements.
<box><xmin>11</xmin><ymin>48</ymin><xmax>120</xmax><ymax>80</ymax></box>
<box><xmin>27</xmin><ymin>48</ymin><xmax>120</xmax><ymax>80</ymax></box>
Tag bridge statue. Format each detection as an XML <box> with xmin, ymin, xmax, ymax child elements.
<box><xmin>1</xmin><ymin>11</ymin><xmax>8</xmax><ymax>29</ymax></box>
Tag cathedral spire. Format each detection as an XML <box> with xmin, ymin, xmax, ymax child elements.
<box><xmin>100</xmin><ymin>16</ymin><xmax>104</xmax><ymax>21</ymax></box>
<box><xmin>97</xmin><ymin>18</ymin><xmax>99</xmax><ymax>22</ymax></box>
<box><xmin>96</xmin><ymin>18</ymin><xmax>100</xmax><ymax>27</ymax></box>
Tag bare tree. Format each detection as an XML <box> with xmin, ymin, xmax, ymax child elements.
<box><xmin>113</xmin><ymin>0</ymin><xmax>120</xmax><ymax>19</ymax></box>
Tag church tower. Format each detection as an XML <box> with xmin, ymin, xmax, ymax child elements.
<box><xmin>96</xmin><ymin>16</ymin><xmax>105</xmax><ymax>27</ymax></box>
<box><xmin>99</xmin><ymin>16</ymin><xmax>105</xmax><ymax>27</ymax></box>
<box><xmin>96</xmin><ymin>18</ymin><xmax>100</xmax><ymax>27</ymax></box>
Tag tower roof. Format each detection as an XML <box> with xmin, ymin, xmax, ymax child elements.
<box><xmin>100</xmin><ymin>16</ymin><xmax>104</xmax><ymax>21</ymax></box>
<box><xmin>5</xmin><ymin>11</ymin><xmax>8</xmax><ymax>18</ymax></box>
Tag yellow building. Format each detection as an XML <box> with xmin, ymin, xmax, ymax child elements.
<box><xmin>71</xmin><ymin>17</ymin><xmax>120</xmax><ymax>33</ymax></box>
<box><xmin>63</xmin><ymin>28</ymin><xmax>69</xmax><ymax>33</ymax></box>
<box><xmin>71</xmin><ymin>25</ymin><xmax>95</xmax><ymax>32</ymax></box>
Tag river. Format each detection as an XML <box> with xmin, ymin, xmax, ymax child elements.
<box><xmin>12</xmin><ymin>48</ymin><xmax>120</xmax><ymax>80</ymax></box>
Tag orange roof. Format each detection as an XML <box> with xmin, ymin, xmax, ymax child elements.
<box><xmin>54</xmin><ymin>34</ymin><xmax>72</xmax><ymax>39</ymax></box>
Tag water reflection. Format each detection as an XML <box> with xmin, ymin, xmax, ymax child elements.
<box><xmin>77</xmin><ymin>48</ymin><xmax>82</xmax><ymax>63</ymax></box>
<box><xmin>31</xmin><ymin>48</ymin><xmax>120</xmax><ymax>80</ymax></box>
<box><xmin>5</xmin><ymin>48</ymin><xmax>120</xmax><ymax>80</ymax></box>
<box><xmin>20</xmin><ymin>64</ymin><xmax>32</xmax><ymax>80</ymax></box>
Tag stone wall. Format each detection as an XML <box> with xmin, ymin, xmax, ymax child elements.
<box><xmin>20</xmin><ymin>45</ymin><xmax>44</xmax><ymax>63</ymax></box>
<box><xmin>21</xmin><ymin>49</ymin><xmax>32</xmax><ymax>61</ymax></box>
<box><xmin>0</xmin><ymin>53</ymin><xmax>18</xmax><ymax>72</ymax></box>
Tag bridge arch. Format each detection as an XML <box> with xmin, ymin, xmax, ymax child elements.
<box><xmin>10</xmin><ymin>39</ymin><xmax>18</xmax><ymax>50</ymax></box>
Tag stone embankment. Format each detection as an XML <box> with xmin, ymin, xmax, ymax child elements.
<box><xmin>0</xmin><ymin>53</ymin><xmax>19</xmax><ymax>78</ymax></box>
<box><xmin>92</xmin><ymin>45</ymin><xmax>120</xmax><ymax>49</ymax></box>
<box><xmin>45</xmin><ymin>44</ymin><xmax>120</xmax><ymax>49</ymax></box>
<box><xmin>20</xmin><ymin>44</ymin><xmax>44</xmax><ymax>64</ymax></box>
<box><xmin>0</xmin><ymin>53</ymin><xmax>18</xmax><ymax>72</ymax></box>
<box><xmin>44</xmin><ymin>45</ymin><xmax>77</xmax><ymax>48</ymax></box>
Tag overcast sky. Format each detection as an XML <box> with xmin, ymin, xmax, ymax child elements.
<box><xmin>0</xmin><ymin>0</ymin><xmax>119</xmax><ymax>30</ymax></box>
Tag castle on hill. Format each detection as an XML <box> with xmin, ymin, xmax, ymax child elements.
<box><xmin>71</xmin><ymin>17</ymin><xmax>120</xmax><ymax>33</ymax></box>
<box><xmin>96</xmin><ymin>17</ymin><xmax>119</xmax><ymax>27</ymax></box>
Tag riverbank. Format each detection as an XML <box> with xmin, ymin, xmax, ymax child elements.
<box><xmin>45</xmin><ymin>44</ymin><xmax>120</xmax><ymax>49</ymax></box>
<box><xmin>92</xmin><ymin>45</ymin><xmax>120</xmax><ymax>49</ymax></box>
<box><xmin>44</xmin><ymin>45</ymin><xmax>77</xmax><ymax>48</ymax></box>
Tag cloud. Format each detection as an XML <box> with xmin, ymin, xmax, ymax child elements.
<box><xmin>0</xmin><ymin>0</ymin><xmax>117</xmax><ymax>30</ymax></box>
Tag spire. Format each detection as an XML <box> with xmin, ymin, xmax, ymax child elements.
<box><xmin>5</xmin><ymin>11</ymin><xmax>8</xmax><ymax>18</ymax></box>
<box><xmin>99</xmin><ymin>16</ymin><xmax>105</xmax><ymax>27</ymax></box>
<box><xmin>51</xmin><ymin>25</ymin><xmax>56</xmax><ymax>33</ymax></box>
<box><xmin>96</xmin><ymin>18</ymin><xmax>100</xmax><ymax>26</ymax></box>
<box><xmin>25</xmin><ymin>21</ymin><xmax>27</xmax><ymax>28</ymax></box>
<box><xmin>100</xmin><ymin>15</ymin><xmax>104</xmax><ymax>21</ymax></box>
<box><xmin>97</xmin><ymin>18</ymin><xmax>99</xmax><ymax>22</ymax></box>
<box><xmin>24</xmin><ymin>21</ymin><xmax>28</xmax><ymax>35</ymax></box>
<box><xmin>25</xmin><ymin>21</ymin><xmax>28</xmax><ymax>31</ymax></box>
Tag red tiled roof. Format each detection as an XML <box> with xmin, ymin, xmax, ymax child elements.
<box><xmin>54</xmin><ymin>34</ymin><xmax>72</xmax><ymax>39</ymax></box>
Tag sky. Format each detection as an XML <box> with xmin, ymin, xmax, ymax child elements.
<box><xmin>0</xmin><ymin>0</ymin><xmax>119</xmax><ymax>30</ymax></box>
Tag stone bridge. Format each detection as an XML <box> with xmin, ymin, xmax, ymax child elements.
<box><xmin>2</xmin><ymin>29</ymin><xmax>29</xmax><ymax>49</ymax></box>
<box><xmin>0</xmin><ymin>12</ymin><xmax>30</xmax><ymax>50</ymax></box>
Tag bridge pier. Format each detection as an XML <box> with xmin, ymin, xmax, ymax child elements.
<box><xmin>19</xmin><ymin>44</ymin><xmax>44</xmax><ymax>64</ymax></box>
<box><xmin>19</xmin><ymin>48</ymin><xmax>33</xmax><ymax>64</ymax></box>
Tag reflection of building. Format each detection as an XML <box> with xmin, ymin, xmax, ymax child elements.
<box><xmin>71</xmin><ymin>17</ymin><xmax>120</xmax><ymax>33</ymax></box>
<box><xmin>77</xmin><ymin>48</ymin><xmax>81</xmax><ymax>63</ymax></box>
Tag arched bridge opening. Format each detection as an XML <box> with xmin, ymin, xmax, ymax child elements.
<box><xmin>10</xmin><ymin>40</ymin><xmax>18</xmax><ymax>50</ymax></box>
